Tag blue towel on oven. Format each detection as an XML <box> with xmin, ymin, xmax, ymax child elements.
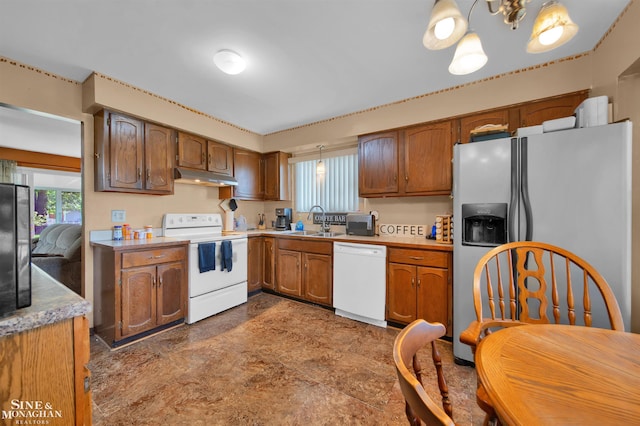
<box><xmin>220</xmin><ymin>240</ymin><xmax>233</xmax><ymax>272</ymax></box>
<box><xmin>198</xmin><ymin>242</ymin><xmax>216</xmax><ymax>273</ymax></box>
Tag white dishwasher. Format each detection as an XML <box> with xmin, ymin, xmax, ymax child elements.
<box><xmin>333</xmin><ymin>242</ymin><xmax>387</xmax><ymax>327</ymax></box>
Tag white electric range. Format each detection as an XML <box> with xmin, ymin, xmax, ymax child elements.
<box><xmin>163</xmin><ymin>213</ymin><xmax>248</xmax><ymax>324</ymax></box>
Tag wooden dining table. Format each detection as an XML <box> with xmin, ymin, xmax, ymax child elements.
<box><xmin>475</xmin><ymin>324</ymin><xmax>640</xmax><ymax>425</ymax></box>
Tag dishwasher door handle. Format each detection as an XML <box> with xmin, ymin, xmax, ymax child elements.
<box><xmin>334</xmin><ymin>243</ymin><xmax>386</xmax><ymax>257</ymax></box>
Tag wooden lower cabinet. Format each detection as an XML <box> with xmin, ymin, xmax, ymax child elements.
<box><xmin>276</xmin><ymin>238</ymin><xmax>333</xmax><ymax>306</ymax></box>
<box><xmin>277</xmin><ymin>249</ymin><xmax>303</xmax><ymax>296</ymax></box>
<box><xmin>247</xmin><ymin>236</ymin><xmax>277</xmax><ymax>292</ymax></box>
<box><xmin>263</xmin><ymin>237</ymin><xmax>276</xmax><ymax>290</ymax></box>
<box><xmin>386</xmin><ymin>247</ymin><xmax>452</xmax><ymax>336</ymax></box>
<box><xmin>248</xmin><ymin>236</ymin><xmax>264</xmax><ymax>293</ymax></box>
<box><xmin>92</xmin><ymin>241</ymin><xmax>188</xmax><ymax>346</ymax></box>
<box><xmin>0</xmin><ymin>316</ymin><xmax>91</xmax><ymax>425</ymax></box>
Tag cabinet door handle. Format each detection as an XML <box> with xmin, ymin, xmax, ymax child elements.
<box><xmin>146</xmin><ymin>168</ymin><xmax>151</xmax><ymax>180</ymax></box>
<box><xmin>153</xmin><ymin>276</ymin><xmax>156</xmax><ymax>287</ymax></box>
<box><xmin>411</xmin><ymin>277</ymin><xmax>415</xmax><ymax>288</ymax></box>
<box><xmin>137</xmin><ymin>168</ymin><xmax>142</xmax><ymax>179</ymax></box>
<box><xmin>208</xmin><ymin>153</ymin><xmax>212</xmax><ymax>163</ymax></box>
<box><xmin>202</xmin><ymin>152</ymin><xmax>206</xmax><ymax>163</ymax></box>
<box><xmin>417</xmin><ymin>278</ymin><xmax>421</xmax><ymax>288</ymax></box>
<box><xmin>158</xmin><ymin>276</ymin><xmax>163</xmax><ymax>287</ymax></box>
<box><xmin>409</xmin><ymin>256</ymin><xmax>423</xmax><ymax>260</ymax></box>
<box><xmin>150</xmin><ymin>255</ymin><xmax>166</xmax><ymax>259</ymax></box>
<box><xmin>405</xmin><ymin>175</ymin><xmax>408</xmax><ymax>182</ymax></box>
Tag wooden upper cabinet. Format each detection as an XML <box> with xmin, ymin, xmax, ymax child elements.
<box><xmin>221</xmin><ymin>149</ymin><xmax>290</xmax><ymax>201</ymax></box>
<box><xmin>264</xmin><ymin>151</ymin><xmax>291</xmax><ymax>201</ymax></box>
<box><xmin>207</xmin><ymin>140</ymin><xmax>233</xmax><ymax>175</ymax></box>
<box><xmin>94</xmin><ymin>110</ymin><xmax>174</xmax><ymax>195</ymax></box>
<box><xmin>459</xmin><ymin>108</ymin><xmax>514</xmax><ymax>144</ymax></box>
<box><xmin>358</xmin><ymin>131</ymin><xmax>399</xmax><ymax>196</ymax></box>
<box><xmin>519</xmin><ymin>91</ymin><xmax>588</xmax><ymax>127</ymax></box>
<box><xmin>358</xmin><ymin>123</ymin><xmax>453</xmax><ymax>197</ymax></box>
<box><xmin>402</xmin><ymin>121</ymin><xmax>453</xmax><ymax>195</ymax></box>
<box><xmin>109</xmin><ymin>113</ymin><xmax>144</xmax><ymax>191</ymax></box>
<box><xmin>145</xmin><ymin>123</ymin><xmax>174</xmax><ymax>193</ymax></box>
<box><xmin>177</xmin><ymin>132</ymin><xmax>207</xmax><ymax>170</ymax></box>
<box><xmin>231</xmin><ymin>148</ymin><xmax>264</xmax><ymax>200</ymax></box>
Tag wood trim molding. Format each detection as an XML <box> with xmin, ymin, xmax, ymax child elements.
<box><xmin>0</xmin><ymin>147</ymin><xmax>81</xmax><ymax>172</ymax></box>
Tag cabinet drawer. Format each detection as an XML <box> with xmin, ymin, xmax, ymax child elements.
<box><xmin>122</xmin><ymin>247</ymin><xmax>185</xmax><ymax>268</ymax></box>
<box><xmin>278</xmin><ymin>238</ymin><xmax>332</xmax><ymax>255</ymax></box>
<box><xmin>388</xmin><ymin>248</ymin><xmax>448</xmax><ymax>268</ymax></box>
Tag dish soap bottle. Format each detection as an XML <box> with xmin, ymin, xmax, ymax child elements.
<box><xmin>295</xmin><ymin>220</ymin><xmax>304</xmax><ymax>231</ymax></box>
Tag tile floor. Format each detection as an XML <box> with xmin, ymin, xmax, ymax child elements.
<box><xmin>90</xmin><ymin>293</ymin><xmax>486</xmax><ymax>425</ymax></box>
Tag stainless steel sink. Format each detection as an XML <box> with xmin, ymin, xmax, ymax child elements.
<box><xmin>279</xmin><ymin>230</ymin><xmax>344</xmax><ymax>237</ymax></box>
<box><xmin>312</xmin><ymin>232</ymin><xmax>344</xmax><ymax>237</ymax></box>
<box><xmin>283</xmin><ymin>230</ymin><xmax>317</xmax><ymax>236</ymax></box>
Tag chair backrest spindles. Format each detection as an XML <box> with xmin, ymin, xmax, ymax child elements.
<box><xmin>393</xmin><ymin>320</ymin><xmax>456</xmax><ymax>426</ymax></box>
<box><xmin>471</xmin><ymin>241</ymin><xmax>624</xmax><ymax>332</ymax></box>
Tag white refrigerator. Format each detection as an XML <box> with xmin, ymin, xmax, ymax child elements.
<box><xmin>452</xmin><ymin>121</ymin><xmax>632</xmax><ymax>364</ymax></box>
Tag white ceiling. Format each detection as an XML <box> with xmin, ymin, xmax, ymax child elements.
<box><xmin>0</xmin><ymin>105</ymin><xmax>82</xmax><ymax>157</ymax></box>
<box><xmin>0</xmin><ymin>0</ymin><xmax>631</xmax><ymax>136</ymax></box>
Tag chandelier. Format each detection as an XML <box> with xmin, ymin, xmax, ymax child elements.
<box><xmin>423</xmin><ymin>0</ymin><xmax>579</xmax><ymax>75</ymax></box>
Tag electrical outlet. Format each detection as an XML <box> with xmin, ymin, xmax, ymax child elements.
<box><xmin>111</xmin><ymin>210</ymin><xmax>126</xmax><ymax>222</ymax></box>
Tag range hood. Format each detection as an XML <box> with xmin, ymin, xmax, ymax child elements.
<box><xmin>174</xmin><ymin>167</ymin><xmax>238</xmax><ymax>187</ymax></box>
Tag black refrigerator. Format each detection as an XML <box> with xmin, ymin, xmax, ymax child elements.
<box><xmin>0</xmin><ymin>183</ymin><xmax>31</xmax><ymax>316</ymax></box>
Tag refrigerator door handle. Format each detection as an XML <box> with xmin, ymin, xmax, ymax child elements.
<box><xmin>520</xmin><ymin>137</ymin><xmax>533</xmax><ymax>241</ymax></box>
<box><xmin>508</xmin><ymin>138</ymin><xmax>519</xmax><ymax>242</ymax></box>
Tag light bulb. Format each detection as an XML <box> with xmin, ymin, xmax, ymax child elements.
<box><xmin>434</xmin><ymin>17</ymin><xmax>455</xmax><ymax>40</ymax></box>
<box><xmin>538</xmin><ymin>26</ymin><xmax>563</xmax><ymax>46</ymax></box>
<box><xmin>316</xmin><ymin>160</ymin><xmax>325</xmax><ymax>175</ymax></box>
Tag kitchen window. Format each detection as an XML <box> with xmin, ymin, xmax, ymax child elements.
<box><xmin>293</xmin><ymin>149</ymin><xmax>358</xmax><ymax>212</ymax></box>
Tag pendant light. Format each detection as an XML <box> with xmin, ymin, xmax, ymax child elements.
<box><xmin>448</xmin><ymin>31</ymin><xmax>488</xmax><ymax>75</ymax></box>
<box><xmin>447</xmin><ymin>0</ymin><xmax>487</xmax><ymax>76</ymax></box>
<box><xmin>423</xmin><ymin>0</ymin><xmax>468</xmax><ymax>50</ymax></box>
<box><xmin>316</xmin><ymin>145</ymin><xmax>325</xmax><ymax>176</ymax></box>
<box><xmin>527</xmin><ymin>1</ymin><xmax>578</xmax><ymax>53</ymax></box>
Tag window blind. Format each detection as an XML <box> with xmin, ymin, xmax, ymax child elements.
<box><xmin>294</xmin><ymin>153</ymin><xmax>358</xmax><ymax>212</ymax></box>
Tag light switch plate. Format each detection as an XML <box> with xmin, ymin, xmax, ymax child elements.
<box><xmin>111</xmin><ymin>210</ymin><xmax>126</xmax><ymax>222</ymax></box>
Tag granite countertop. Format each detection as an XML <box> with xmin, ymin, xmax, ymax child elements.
<box><xmin>90</xmin><ymin>236</ymin><xmax>190</xmax><ymax>249</ymax></box>
<box><xmin>235</xmin><ymin>229</ymin><xmax>453</xmax><ymax>251</ymax></box>
<box><xmin>0</xmin><ymin>265</ymin><xmax>92</xmax><ymax>338</ymax></box>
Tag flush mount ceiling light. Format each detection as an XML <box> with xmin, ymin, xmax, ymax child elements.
<box><xmin>423</xmin><ymin>0</ymin><xmax>578</xmax><ymax>75</ymax></box>
<box><xmin>213</xmin><ymin>49</ymin><xmax>246</xmax><ymax>75</ymax></box>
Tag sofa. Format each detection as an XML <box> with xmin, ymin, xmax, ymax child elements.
<box><xmin>31</xmin><ymin>223</ymin><xmax>82</xmax><ymax>295</ymax></box>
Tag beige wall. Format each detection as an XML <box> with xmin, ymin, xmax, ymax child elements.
<box><xmin>1</xmin><ymin>0</ymin><xmax>638</xmax><ymax>330</ymax></box>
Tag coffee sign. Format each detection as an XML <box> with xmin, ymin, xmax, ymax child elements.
<box><xmin>378</xmin><ymin>223</ymin><xmax>429</xmax><ymax>237</ymax></box>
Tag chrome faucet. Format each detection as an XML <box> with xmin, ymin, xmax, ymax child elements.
<box><xmin>307</xmin><ymin>205</ymin><xmax>331</xmax><ymax>232</ymax></box>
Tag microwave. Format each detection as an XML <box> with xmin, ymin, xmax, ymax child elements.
<box><xmin>0</xmin><ymin>183</ymin><xmax>32</xmax><ymax>316</ymax></box>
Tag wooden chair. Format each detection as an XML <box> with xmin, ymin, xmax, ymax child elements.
<box><xmin>459</xmin><ymin>241</ymin><xmax>625</xmax><ymax>425</ymax></box>
<box><xmin>393</xmin><ymin>319</ymin><xmax>456</xmax><ymax>426</ymax></box>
